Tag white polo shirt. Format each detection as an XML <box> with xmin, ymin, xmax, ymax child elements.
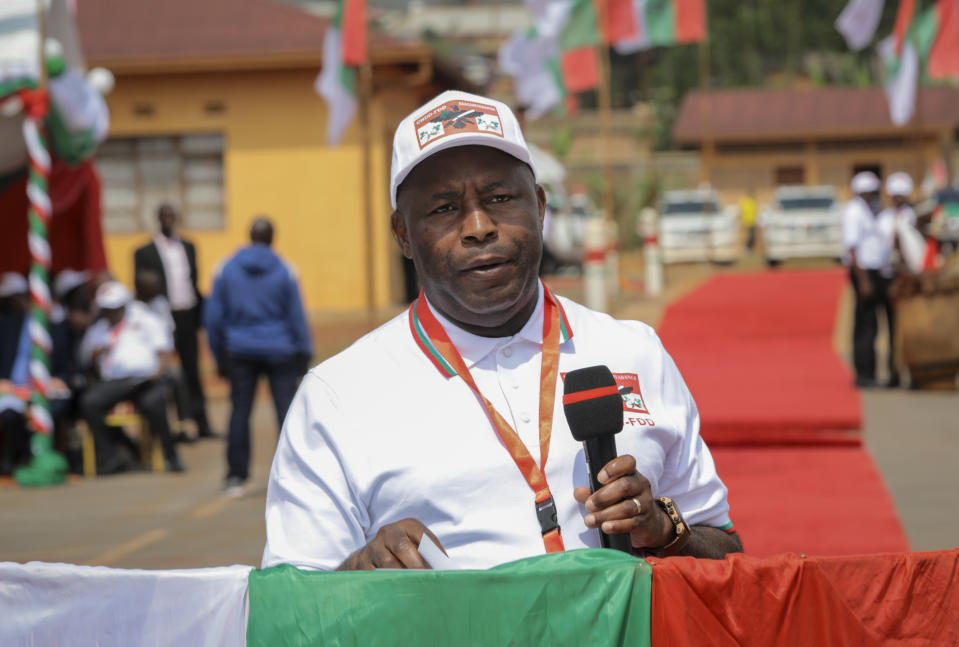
<box><xmin>841</xmin><ymin>197</ymin><xmax>896</xmax><ymax>274</ymax></box>
<box><xmin>262</xmin><ymin>285</ymin><xmax>732</xmax><ymax>571</ymax></box>
<box><xmin>80</xmin><ymin>302</ymin><xmax>173</xmax><ymax>380</ymax></box>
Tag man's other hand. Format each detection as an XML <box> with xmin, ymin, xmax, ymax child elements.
<box><xmin>573</xmin><ymin>454</ymin><xmax>673</xmax><ymax>550</ymax></box>
<box><xmin>336</xmin><ymin>518</ymin><xmax>444</xmax><ymax>571</ymax></box>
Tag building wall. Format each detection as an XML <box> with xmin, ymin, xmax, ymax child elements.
<box><xmin>102</xmin><ymin>67</ymin><xmax>400</xmax><ymax>313</ymax></box>
<box><xmin>700</xmin><ymin>136</ymin><xmax>944</xmax><ymax>206</ymax></box>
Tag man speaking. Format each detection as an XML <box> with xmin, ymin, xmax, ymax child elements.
<box><xmin>262</xmin><ymin>91</ymin><xmax>741</xmax><ymax>571</ymax></box>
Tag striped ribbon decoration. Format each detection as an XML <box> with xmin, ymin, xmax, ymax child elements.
<box><xmin>23</xmin><ymin>106</ymin><xmax>54</xmax><ymax>437</ymax></box>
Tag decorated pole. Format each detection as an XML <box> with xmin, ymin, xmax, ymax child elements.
<box><xmin>24</xmin><ymin>103</ymin><xmax>55</xmax><ymax>437</ymax></box>
<box><xmin>14</xmin><ymin>0</ymin><xmax>68</xmax><ymax>486</ymax></box>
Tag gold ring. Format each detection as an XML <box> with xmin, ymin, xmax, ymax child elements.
<box><xmin>632</xmin><ymin>498</ymin><xmax>642</xmax><ymax>514</ymax></box>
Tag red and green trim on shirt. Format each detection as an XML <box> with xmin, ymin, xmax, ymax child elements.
<box><xmin>409</xmin><ymin>282</ymin><xmax>573</xmax><ymax>380</ymax></box>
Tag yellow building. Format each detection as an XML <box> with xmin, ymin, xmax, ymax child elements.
<box><xmin>673</xmin><ymin>87</ymin><xmax>959</xmax><ymax>205</ymax></box>
<box><xmin>79</xmin><ymin>0</ymin><xmax>444</xmax><ymax>312</ymax></box>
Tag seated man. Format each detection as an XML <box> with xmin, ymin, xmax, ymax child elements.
<box><xmin>79</xmin><ymin>281</ymin><xmax>184</xmax><ymax>474</ymax></box>
<box><xmin>0</xmin><ymin>274</ymin><xmax>32</xmax><ymax>475</ymax></box>
<box><xmin>50</xmin><ymin>270</ymin><xmax>95</xmax><ymax>461</ymax></box>
<box><xmin>262</xmin><ymin>92</ymin><xmax>741</xmax><ymax>571</ymax></box>
<box><xmin>135</xmin><ymin>268</ymin><xmax>194</xmax><ymax>442</ymax></box>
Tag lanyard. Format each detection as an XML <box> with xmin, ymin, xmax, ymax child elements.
<box><xmin>409</xmin><ymin>282</ymin><xmax>571</xmax><ymax>554</ymax></box>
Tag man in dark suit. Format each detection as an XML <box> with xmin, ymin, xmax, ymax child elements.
<box><xmin>134</xmin><ymin>203</ymin><xmax>216</xmax><ymax>439</ymax></box>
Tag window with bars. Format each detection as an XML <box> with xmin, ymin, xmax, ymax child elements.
<box><xmin>98</xmin><ymin>134</ymin><xmax>226</xmax><ymax>233</ymax></box>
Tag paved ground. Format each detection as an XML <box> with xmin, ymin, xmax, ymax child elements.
<box><xmin>1</xmin><ymin>253</ymin><xmax>956</xmax><ymax>568</ymax></box>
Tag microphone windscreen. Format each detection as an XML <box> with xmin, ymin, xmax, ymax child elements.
<box><xmin>563</xmin><ymin>365</ymin><xmax>624</xmax><ymax>441</ymax></box>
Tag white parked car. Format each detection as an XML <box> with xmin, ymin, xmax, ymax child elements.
<box><xmin>658</xmin><ymin>190</ymin><xmax>740</xmax><ymax>264</ymax></box>
<box><xmin>762</xmin><ymin>186</ymin><xmax>841</xmax><ymax>266</ymax></box>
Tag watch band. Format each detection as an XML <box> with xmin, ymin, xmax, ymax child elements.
<box><xmin>648</xmin><ymin>496</ymin><xmax>691</xmax><ymax>558</ymax></box>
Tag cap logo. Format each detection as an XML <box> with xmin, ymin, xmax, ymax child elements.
<box><xmin>414</xmin><ymin>99</ymin><xmax>504</xmax><ymax>150</ymax></box>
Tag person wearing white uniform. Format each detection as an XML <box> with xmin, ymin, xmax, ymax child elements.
<box><xmin>841</xmin><ymin>171</ymin><xmax>897</xmax><ymax>388</ymax></box>
<box><xmin>262</xmin><ymin>91</ymin><xmax>741</xmax><ymax>572</ymax></box>
<box><xmin>883</xmin><ymin>172</ymin><xmax>917</xmax><ymax>227</ymax></box>
<box><xmin>79</xmin><ymin>281</ymin><xmax>184</xmax><ymax>473</ymax></box>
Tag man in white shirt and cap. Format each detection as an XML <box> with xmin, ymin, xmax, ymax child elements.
<box><xmin>841</xmin><ymin>171</ymin><xmax>898</xmax><ymax>388</ymax></box>
<box><xmin>883</xmin><ymin>172</ymin><xmax>917</xmax><ymax>227</ymax></box>
<box><xmin>79</xmin><ymin>281</ymin><xmax>184</xmax><ymax>473</ymax></box>
<box><xmin>262</xmin><ymin>91</ymin><xmax>741</xmax><ymax>572</ymax></box>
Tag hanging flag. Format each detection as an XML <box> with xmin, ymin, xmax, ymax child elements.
<box><xmin>892</xmin><ymin>0</ymin><xmax>918</xmax><ymax>51</ymax></box>
<box><xmin>558</xmin><ymin>0</ymin><xmax>602</xmax><ymax>93</ymax></box>
<box><xmin>498</xmin><ymin>27</ymin><xmax>564</xmax><ymax>120</ymax></box>
<box><xmin>602</xmin><ymin>0</ymin><xmax>640</xmax><ymax>45</ymax></box>
<box><xmin>615</xmin><ymin>0</ymin><xmax>706</xmax><ymax>54</ymax></box>
<box><xmin>499</xmin><ymin>0</ymin><xmax>601</xmax><ymax>118</ymax></box>
<box><xmin>835</xmin><ymin>0</ymin><xmax>885</xmax><ymax>51</ymax></box>
<box><xmin>928</xmin><ymin>0</ymin><xmax>959</xmax><ymax>79</ymax></box>
<box><xmin>879</xmin><ymin>1</ymin><xmax>940</xmax><ymax>126</ymax></box>
<box><xmin>880</xmin><ymin>36</ymin><xmax>920</xmax><ymax>125</ymax></box>
<box><xmin>314</xmin><ymin>0</ymin><xmax>366</xmax><ymax>145</ymax></box>
<box><xmin>502</xmin><ymin>0</ymin><xmax>706</xmax><ymax>119</ymax></box>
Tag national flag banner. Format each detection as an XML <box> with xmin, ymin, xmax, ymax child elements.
<box><xmin>315</xmin><ymin>0</ymin><xmax>366</xmax><ymax>145</ymax></box>
<box><xmin>892</xmin><ymin>0</ymin><xmax>918</xmax><ymax>51</ymax></box>
<box><xmin>247</xmin><ymin>551</ymin><xmax>653</xmax><ymax>647</ymax></box>
<box><xmin>879</xmin><ymin>1</ymin><xmax>943</xmax><ymax>126</ymax></box>
<box><xmin>928</xmin><ymin>0</ymin><xmax>959</xmax><ymax>79</ymax></box>
<box><xmin>603</xmin><ymin>0</ymin><xmax>640</xmax><ymax>45</ymax></box>
<box><xmin>498</xmin><ymin>27</ymin><xmax>565</xmax><ymax>119</ymax></box>
<box><xmin>499</xmin><ymin>0</ymin><xmax>602</xmax><ymax>118</ymax></box>
<box><xmin>559</xmin><ymin>0</ymin><xmax>602</xmax><ymax>93</ymax></box>
<box><xmin>835</xmin><ymin>0</ymin><xmax>885</xmax><ymax>51</ymax></box>
<box><xmin>502</xmin><ymin>0</ymin><xmax>708</xmax><ymax>119</ymax></box>
<box><xmin>880</xmin><ymin>35</ymin><xmax>919</xmax><ymax>125</ymax></box>
<box><xmin>614</xmin><ymin>0</ymin><xmax>706</xmax><ymax>54</ymax></box>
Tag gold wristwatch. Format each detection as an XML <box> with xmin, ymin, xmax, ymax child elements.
<box><xmin>648</xmin><ymin>496</ymin><xmax>690</xmax><ymax>558</ymax></box>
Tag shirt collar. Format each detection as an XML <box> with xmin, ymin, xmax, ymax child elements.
<box><xmin>155</xmin><ymin>233</ymin><xmax>180</xmax><ymax>246</ymax></box>
<box><xmin>425</xmin><ymin>282</ymin><xmax>555</xmax><ymax>369</ymax></box>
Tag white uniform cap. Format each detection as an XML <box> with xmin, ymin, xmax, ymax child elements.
<box><xmin>851</xmin><ymin>171</ymin><xmax>880</xmax><ymax>194</ymax></box>
<box><xmin>0</xmin><ymin>272</ymin><xmax>28</xmax><ymax>297</ymax></box>
<box><xmin>95</xmin><ymin>281</ymin><xmax>132</xmax><ymax>309</ymax></box>
<box><xmin>389</xmin><ymin>90</ymin><xmax>537</xmax><ymax>209</ymax></box>
<box><xmin>885</xmin><ymin>171</ymin><xmax>914</xmax><ymax>197</ymax></box>
<box><xmin>54</xmin><ymin>269</ymin><xmax>90</xmax><ymax>300</ymax></box>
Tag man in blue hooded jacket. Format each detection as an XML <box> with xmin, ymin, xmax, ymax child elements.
<box><xmin>205</xmin><ymin>217</ymin><xmax>313</xmax><ymax>496</ymax></box>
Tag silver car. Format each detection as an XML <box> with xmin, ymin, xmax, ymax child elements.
<box><xmin>762</xmin><ymin>186</ymin><xmax>841</xmax><ymax>266</ymax></box>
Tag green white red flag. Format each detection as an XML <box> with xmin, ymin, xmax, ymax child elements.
<box><xmin>880</xmin><ymin>0</ymin><xmax>959</xmax><ymax>126</ymax></box>
<box><xmin>614</xmin><ymin>0</ymin><xmax>707</xmax><ymax>54</ymax></box>
<box><xmin>501</xmin><ymin>0</ymin><xmax>708</xmax><ymax>120</ymax></box>
<box><xmin>315</xmin><ymin>0</ymin><xmax>367</xmax><ymax>145</ymax></box>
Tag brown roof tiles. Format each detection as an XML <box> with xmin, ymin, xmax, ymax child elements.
<box><xmin>76</xmin><ymin>0</ymin><xmax>417</xmax><ymax>69</ymax></box>
<box><xmin>673</xmin><ymin>86</ymin><xmax>959</xmax><ymax>144</ymax></box>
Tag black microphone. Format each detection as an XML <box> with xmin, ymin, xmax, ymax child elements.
<box><xmin>563</xmin><ymin>365</ymin><xmax>634</xmax><ymax>554</ymax></box>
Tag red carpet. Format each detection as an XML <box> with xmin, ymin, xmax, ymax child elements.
<box><xmin>659</xmin><ymin>269</ymin><xmax>861</xmax><ymax>445</ymax></box>
<box><xmin>712</xmin><ymin>446</ymin><xmax>908</xmax><ymax>556</ymax></box>
<box><xmin>659</xmin><ymin>269</ymin><xmax>908</xmax><ymax>555</ymax></box>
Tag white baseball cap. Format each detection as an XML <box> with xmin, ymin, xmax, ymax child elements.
<box><xmin>389</xmin><ymin>90</ymin><xmax>537</xmax><ymax>209</ymax></box>
<box><xmin>885</xmin><ymin>171</ymin><xmax>914</xmax><ymax>197</ymax></box>
<box><xmin>851</xmin><ymin>171</ymin><xmax>880</xmax><ymax>194</ymax></box>
<box><xmin>0</xmin><ymin>273</ymin><xmax>28</xmax><ymax>298</ymax></box>
<box><xmin>95</xmin><ymin>281</ymin><xmax>132</xmax><ymax>309</ymax></box>
<box><xmin>54</xmin><ymin>269</ymin><xmax>90</xmax><ymax>300</ymax></box>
